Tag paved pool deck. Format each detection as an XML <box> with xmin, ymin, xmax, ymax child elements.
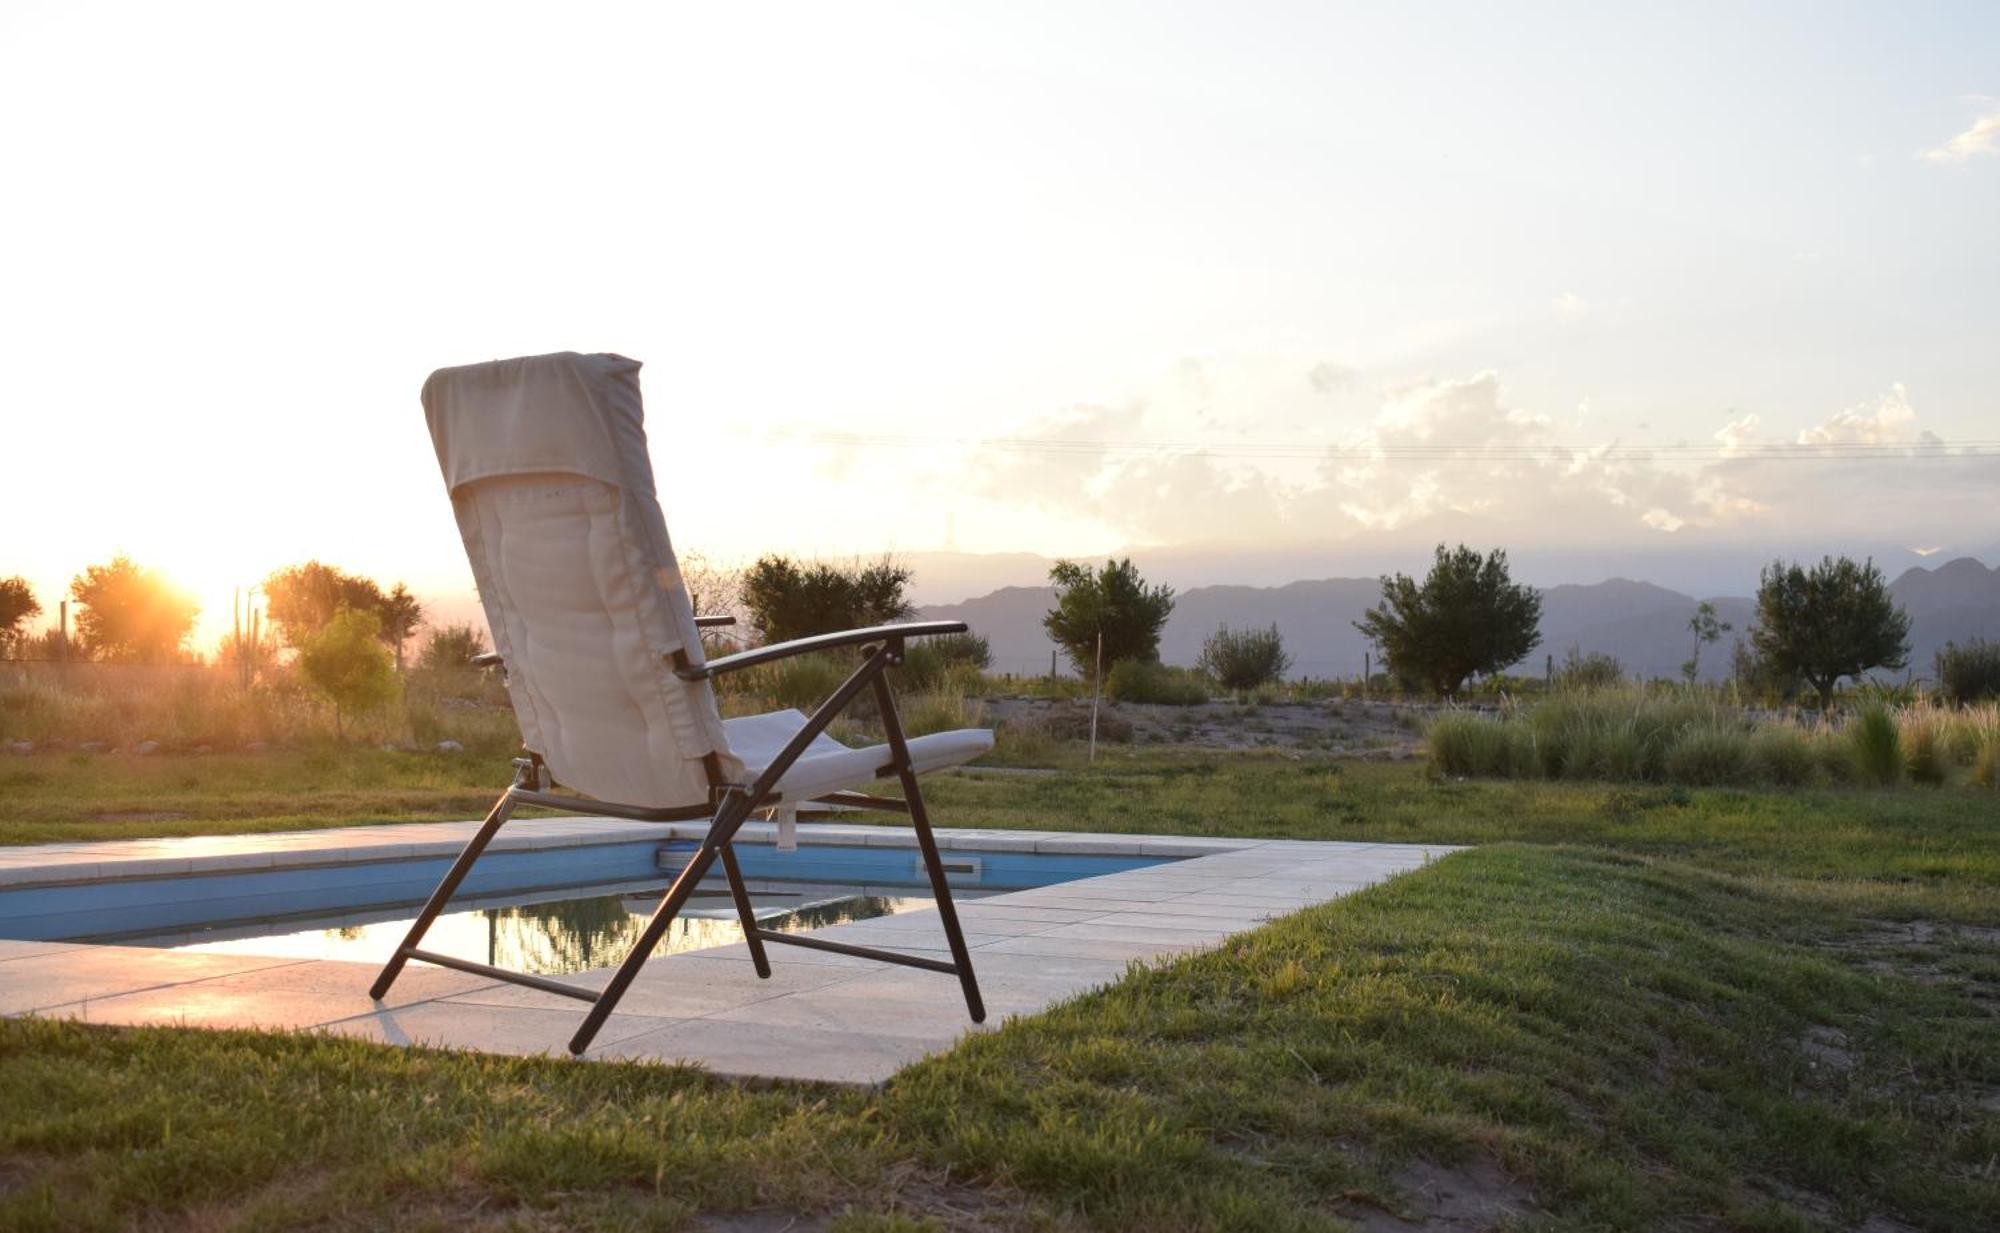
<box><xmin>1</xmin><ymin>819</ymin><xmax>1461</xmax><ymax>1085</ymax></box>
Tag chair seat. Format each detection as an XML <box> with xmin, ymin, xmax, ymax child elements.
<box><xmin>722</xmin><ymin>709</ymin><xmax>994</xmax><ymax>804</ymax></box>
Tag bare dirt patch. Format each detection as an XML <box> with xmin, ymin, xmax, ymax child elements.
<box><xmin>987</xmin><ymin>697</ymin><xmax>1429</xmax><ymax>756</ymax></box>
<box><xmin>1343</xmin><ymin>1156</ymin><xmax>1539</xmax><ymax>1231</ymax></box>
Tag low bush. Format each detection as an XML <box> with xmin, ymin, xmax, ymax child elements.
<box><xmin>1749</xmin><ymin>725</ymin><xmax>1816</xmax><ymax>786</ymax></box>
<box><xmin>1554</xmin><ymin>647</ymin><xmax>1624</xmax><ymax>690</ymax></box>
<box><xmin>1196</xmin><ymin>625</ymin><xmax>1291</xmax><ymax>693</ymax></box>
<box><xmin>901</xmin><ymin>633</ymin><xmax>991</xmax><ymax>693</ymax></box>
<box><xmin>1849</xmin><ymin>705</ymin><xmax>1902</xmax><ymax>787</ymax></box>
<box><xmin>1902</xmin><ymin>707</ymin><xmax>1949</xmax><ymax>786</ymax></box>
<box><xmin>1936</xmin><ymin>639</ymin><xmax>2000</xmax><ymax>705</ymax></box>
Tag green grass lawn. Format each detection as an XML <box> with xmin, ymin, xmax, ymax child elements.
<box><xmin>3</xmin><ymin>749</ymin><xmax>1997</xmax><ymax>1230</ymax></box>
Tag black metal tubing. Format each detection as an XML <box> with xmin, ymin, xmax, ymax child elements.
<box><xmin>816</xmin><ymin>789</ymin><xmax>910</xmax><ymax>814</ymax></box>
<box><xmin>872</xmin><ymin>668</ymin><xmax>987</xmax><ymax>1023</ymax></box>
<box><xmin>676</xmin><ymin>621</ymin><xmax>968</xmax><ymax>680</ymax></box>
<box><xmin>401</xmin><ymin>949</ymin><xmax>599</xmax><ymax>1002</ymax></box>
<box><xmin>717</xmin><ymin>842</ymin><xmax>771</xmax><ymax>977</ymax></box>
<box><xmin>374</xmin><ymin>638</ymin><xmax>988</xmax><ymax>1056</ymax></box>
<box><xmin>754</xmin><ymin>929</ymin><xmax>959</xmax><ymax>974</ymax></box>
<box><xmin>566</xmin><ymin>648</ymin><xmax>896</xmax><ymax>1054</ymax></box>
<box><xmin>693</xmin><ymin>614</ymin><xmax>736</xmax><ymax>628</ymax></box>
<box><xmin>509</xmin><ymin>788</ymin><xmax>717</xmax><ymax>822</ymax></box>
<box><xmin>369</xmin><ymin>783</ymin><xmax>519</xmax><ymax>1000</ymax></box>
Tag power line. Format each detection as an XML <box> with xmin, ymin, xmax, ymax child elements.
<box><xmin>773</xmin><ymin>430</ymin><xmax>2000</xmax><ymax>464</ymax></box>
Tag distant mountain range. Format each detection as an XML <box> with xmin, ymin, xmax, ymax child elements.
<box><xmin>920</xmin><ymin>557</ymin><xmax>2000</xmax><ymax>683</ymax></box>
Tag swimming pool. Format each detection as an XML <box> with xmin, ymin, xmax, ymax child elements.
<box><xmin>0</xmin><ymin>827</ymin><xmax>1175</xmax><ymax>945</ymax></box>
<box><xmin>128</xmin><ymin>879</ymin><xmax>967</xmax><ymax>975</ymax></box>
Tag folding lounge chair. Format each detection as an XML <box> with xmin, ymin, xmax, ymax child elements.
<box><xmin>369</xmin><ymin>351</ymin><xmax>987</xmax><ymax>1055</ymax></box>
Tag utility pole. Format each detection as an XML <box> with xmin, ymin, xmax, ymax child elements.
<box><xmin>1088</xmin><ymin>629</ymin><xmax>1103</xmax><ymax>763</ymax></box>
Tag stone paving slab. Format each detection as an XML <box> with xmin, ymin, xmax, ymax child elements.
<box><xmin>0</xmin><ymin>817</ymin><xmax>1292</xmax><ymax>888</ymax></box>
<box><xmin>5</xmin><ymin>818</ymin><xmax>1462</xmax><ymax>1085</ymax></box>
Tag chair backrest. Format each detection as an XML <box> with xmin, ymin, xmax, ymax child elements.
<box><xmin>421</xmin><ymin>352</ymin><xmax>742</xmax><ymax>809</ymax></box>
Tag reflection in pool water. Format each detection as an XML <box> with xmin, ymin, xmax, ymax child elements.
<box><xmin>157</xmin><ymin>886</ymin><xmax>936</xmax><ymax>975</ymax></box>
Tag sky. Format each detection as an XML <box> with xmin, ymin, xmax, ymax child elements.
<box><xmin>2</xmin><ymin>1</ymin><xmax>1997</xmax><ymax>648</ymax></box>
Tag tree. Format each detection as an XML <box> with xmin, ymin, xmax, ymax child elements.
<box><xmin>1750</xmin><ymin>556</ymin><xmax>1910</xmax><ymax>710</ymax></box>
<box><xmin>418</xmin><ymin>621</ymin><xmax>489</xmax><ymax>671</ymax></box>
<box><xmin>1043</xmin><ymin>558</ymin><xmax>1176</xmax><ymax>680</ymax></box>
<box><xmin>739</xmin><ymin>555</ymin><xmax>914</xmax><ymax>644</ymax></box>
<box><xmin>298</xmin><ymin>608</ymin><xmax>399</xmax><ymax>738</ymax></box>
<box><xmin>379</xmin><ymin>582</ymin><xmax>425</xmax><ymax>672</ymax></box>
<box><xmin>68</xmin><ymin>557</ymin><xmax>199</xmax><ymax>663</ymax></box>
<box><xmin>0</xmin><ymin>577</ymin><xmax>40</xmax><ymax>656</ymax></box>
<box><xmin>1353</xmin><ymin>544</ymin><xmax>1542</xmax><ymax>698</ymax></box>
<box><xmin>1681</xmin><ymin>601</ymin><xmax>1732</xmax><ymax>683</ymax></box>
<box><xmin>1197</xmin><ymin>624</ymin><xmax>1292</xmax><ymax>692</ymax></box>
<box><xmin>265</xmin><ymin>561</ymin><xmax>386</xmax><ymax>647</ymax></box>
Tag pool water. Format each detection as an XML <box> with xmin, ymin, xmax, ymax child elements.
<box><xmin>139</xmin><ymin>881</ymin><xmax>948</xmax><ymax>975</ymax></box>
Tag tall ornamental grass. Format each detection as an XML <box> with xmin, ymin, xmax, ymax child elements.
<box><xmin>1429</xmin><ymin>687</ymin><xmax>2000</xmax><ymax>790</ymax></box>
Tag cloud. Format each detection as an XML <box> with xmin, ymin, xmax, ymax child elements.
<box><xmin>1920</xmin><ymin>101</ymin><xmax>2000</xmax><ymax>164</ymax></box>
<box><xmin>955</xmin><ymin>356</ymin><xmax>1992</xmax><ymax>558</ymax></box>
<box><xmin>1793</xmin><ymin>384</ymin><xmax>1941</xmax><ymax>448</ymax></box>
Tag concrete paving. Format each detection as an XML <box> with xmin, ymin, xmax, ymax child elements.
<box><xmin>4</xmin><ymin>820</ymin><xmax>1462</xmax><ymax>1085</ymax></box>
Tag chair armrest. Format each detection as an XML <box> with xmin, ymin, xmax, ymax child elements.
<box><xmin>675</xmin><ymin>621</ymin><xmax>969</xmax><ymax>681</ymax></box>
<box><xmin>694</xmin><ymin>615</ymin><xmax>736</xmax><ymax>628</ymax></box>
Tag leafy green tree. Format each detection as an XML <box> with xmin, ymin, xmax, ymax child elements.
<box><xmin>740</xmin><ymin>555</ymin><xmax>914</xmax><ymax>644</ymax></box>
<box><xmin>68</xmin><ymin>557</ymin><xmax>199</xmax><ymax>663</ymax></box>
<box><xmin>1353</xmin><ymin>544</ymin><xmax>1542</xmax><ymax>698</ymax></box>
<box><xmin>0</xmin><ymin>577</ymin><xmax>40</xmax><ymax>656</ymax></box>
<box><xmin>1043</xmin><ymin>558</ymin><xmax>1176</xmax><ymax>680</ymax></box>
<box><xmin>1750</xmin><ymin>556</ymin><xmax>1910</xmax><ymax>710</ymax></box>
<box><xmin>1197</xmin><ymin>624</ymin><xmax>1291</xmax><ymax>692</ymax></box>
<box><xmin>418</xmin><ymin>621</ymin><xmax>489</xmax><ymax>670</ymax></box>
<box><xmin>298</xmin><ymin>608</ymin><xmax>399</xmax><ymax>738</ymax></box>
<box><xmin>379</xmin><ymin>583</ymin><xmax>425</xmax><ymax>672</ymax></box>
<box><xmin>263</xmin><ymin>561</ymin><xmax>386</xmax><ymax>647</ymax></box>
<box><xmin>1681</xmin><ymin>601</ymin><xmax>1732</xmax><ymax>683</ymax></box>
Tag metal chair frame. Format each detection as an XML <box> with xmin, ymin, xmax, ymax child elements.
<box><xmin>369</xmin><ymin>620</ymin><xmax>985</xmax><ymax>1056</ymax></box>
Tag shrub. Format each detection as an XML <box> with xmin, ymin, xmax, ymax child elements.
<box><xmin>419</xmin><ymin>622</ymin><xmax>488</xmax><ymax>671</ymax></box>
<box><xmin>1974</xmin><ymin>726</ymin><xmax>2000</xmax><ymax>790</ymax></box>
<box><xmin>1904</xmin><ymin>711</ymin><xmax>1948</xmax><ymax>786</ymax></box>
<box><xmin>298</xmin><ymin>608</ymin><xmax>399</xmax><ymax>739</ymax></box>
<box><xmin>1104</xmin><ymin>660</ymin><xmax>1209</xmax><ymax>706</ymax></box>
<box><xmin>1429</xmin><ymin>712</ymin><xmax>1531</xmax><ymax>778</ymax></box>
<box><xmin>901</xmin><ymin>632</ymin><xmax>991</xmax><ymax>693</ymax></box>
<box><xmin>740</xmin><ymin>555</ymin><xmax>913</xmax><ymax>644</ymax></box>
<box><xmin>894</xmin><ymin>690</ymin><xmax>988</xmax><ymax>738</ymax></box>
<box><xmin>1848</xmin><ymin>705</ymin><xmax>1902</xmax><ymax>787</ymax></box>
<box><xmin>1749</xmin><ymin>725</ymin><xmax>1816</xmax><ymax>787</ymax></box>
<box><xmin>1196</xmin><ymin>625</ymin><xmax>1292</xmax><ymax>693</ymax></box>
<box><xmin>1663</xmin><ymin>729</ymin><xmax>1757</xmax><ymax>787</ymax></box>
<box><xmin>1554</xmin><ymin>647</ymin><xmax>1623</xmax><ymax>691</ymax></box>
<box><xmin>1936</xmin><ymin>639</ymin><xmax>2000</xmax><ymax>706</ymax></box>
<box><xmin>743</xmin><ymin>654</ymin><xmax>850</xmax><ymax>712</ymax></box>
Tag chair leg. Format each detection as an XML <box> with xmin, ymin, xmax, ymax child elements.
<box><xmin>370</xmin><ymin>787</ymin><xmax>517</xmax><ymax>1000</ymax></box>
<box><xmin>567</xmin><ymin>791</ymin><xmax>757</xmax><ymax>1055</ymax></box>
<box><xmin>872</xmin><ymin>676</ymin><xmax>986</xmax><ymax>1024</ymax></box>
<box><xmin>718</xmin><ymin>841</ymin><xmax>771</xmax><ymax>978</ymax></box>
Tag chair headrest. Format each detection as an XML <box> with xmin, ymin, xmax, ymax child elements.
<box><xmin>421</xmin><ymin>351</ymin><xmax>659</xmax><ymax>496</ymax></box>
